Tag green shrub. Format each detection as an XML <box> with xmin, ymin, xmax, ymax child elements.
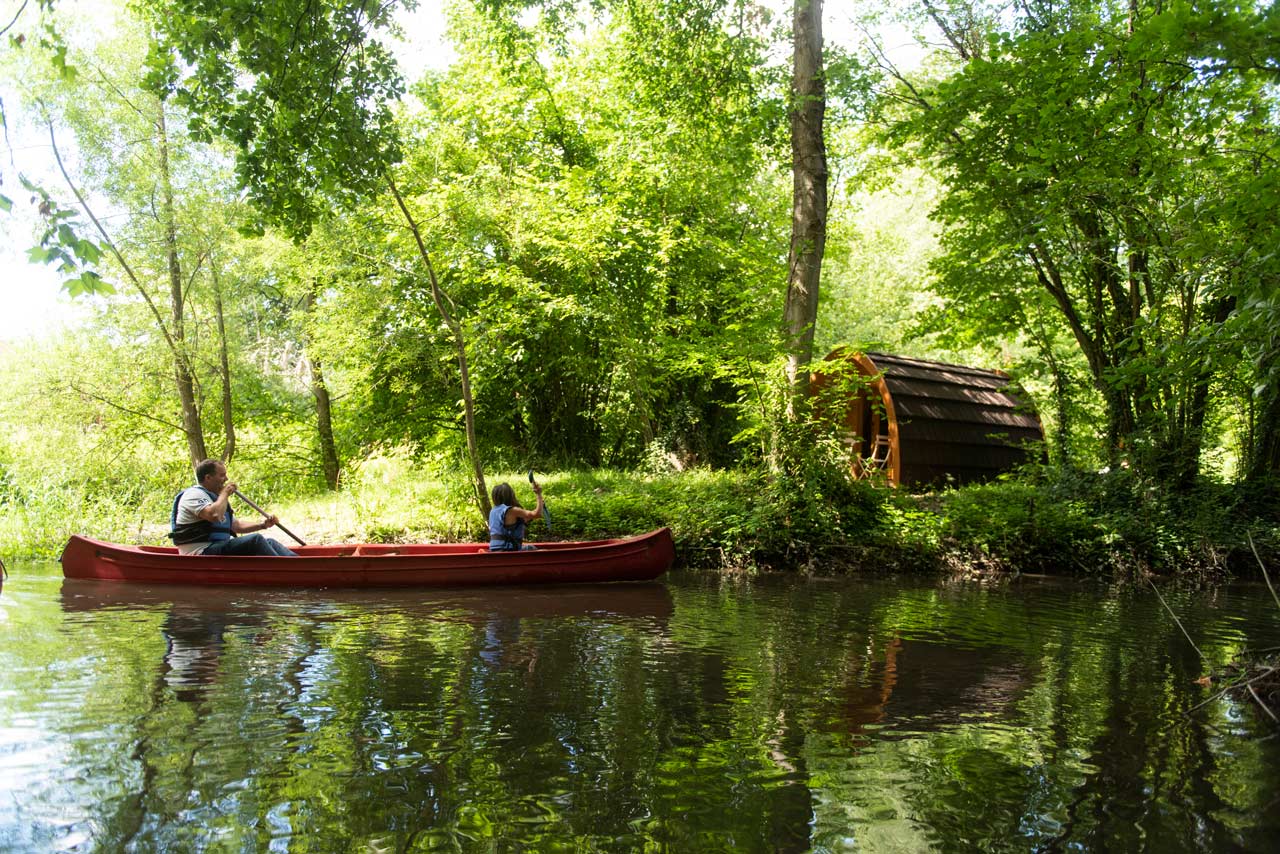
<box><xmin>939</xmin><ymin>479</ymin><xmax>1102</xmax><ymax>572</ymax></box>
<box><xmin>934</xmin><ymin>467</ymin><xmax>1280</xmax><ymax>577</ymax></box>
<box><xmin>8</xmin><ymin>420</ymin><xmax>1274</xmax><ymax>579</ymax></box>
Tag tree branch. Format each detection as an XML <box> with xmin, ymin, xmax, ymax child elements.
<box><xmin>67</xmin><ymin>381</ymin><xmax>184</xmax><ymax>432</ymax></box>
<box><xmin>46</xmin><ymin>119</ymin><xmax>180</xmax><ymax>359</ymax></box>
<box><xmin>0</xmin><ymin>0</ymin><xmax>30</xmax><ymax>40</ymax></box>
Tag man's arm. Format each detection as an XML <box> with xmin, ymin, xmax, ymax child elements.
<box><xmin>196</xmin><ymin>482</ymin><xmax>236</xmax><ymax>523</ymax></box>
<box><xmin>231</xmin><ymin>514</ymin><xmax>279</xmax><ymax>534</ymax></box>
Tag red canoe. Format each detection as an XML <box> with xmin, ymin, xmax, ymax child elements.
<box><xmin>60</xmin><ymin>528</ymin><xmax>675</xmax><ymax>587</ymax></box>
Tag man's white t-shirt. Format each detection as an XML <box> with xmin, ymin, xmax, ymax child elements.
<box><xmin>174</xmin><ymin>486</ymin><xmax>220</xmax><ymax>555</ymax></box>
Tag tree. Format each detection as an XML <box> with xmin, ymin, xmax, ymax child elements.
<box><xmin>875</xmin><ymin>0</ymin><xmax>1280</xmax><ymax>483</ymax></box>
<box><xmin>782</xmin><ymin>0</ymin><xmax>827</xmax><ymax>408</ymax></box>
<box><xmin>399</xmin><ymin>0</ymin><xmax>784</xmax><ymax>468</ymax></box>
<box><xmin>32</xmin><ymin>44</ymin><xmax>215</xmax><ymax>464</ymax></box>
<box><xmin>1</xmin><ymin>0</ymin><xmax>109</xmax><ymax>296</ymax></box>
<box><xmin>155</xmin><ymin>102</ymin><xmax>208</xmax><ymax>463</ymax></box>
<box><xmin>208</xmin><ymin>256</ymin><xmax>236</xmax><ymax>462</ymax></box>
<box><xmin>139</xmin><ymin>0</ymin><xmax>500</xmax><ymax>512</ymax></box>
<box><xmin>3</xmin><ymin>4</ymin><xmax>355</xmax><ymax>487</ymax></box>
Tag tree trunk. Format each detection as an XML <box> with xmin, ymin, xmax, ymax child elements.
<box><xmin>1163</xmin><ymin>297</ymin><xmax>1234</xmax><ymax>487</ymax></box>
<box><xmin>1245</xmin><ymin>347</ymin><xmax>1280</xmax><ymax>486</ymax></box>
<box><xmin>1027</xmin><ymin>316</ymin><xmax>1071</xmax><ymax>468</ymax></box>
<box><xmin>782</xmin><ymin>0</ymin><xmax>827</xmax><ymax>411</ymax></box>
<box><xmin>386</xmin><ymin>174</ymin><xmax>490</xmax><ymax>517</ymax></box>
<box><xmin>311</xmin><ymin>356</ymin><xmax>341</xmax><ymax>490</ymax></box>
<box><xmin>1247</xmin><ymin>394</ymin><xmax>1280</xmax><ymax>484</ymax></box>
<box><xmin>1027</xmin><ymin>242</ymin><xmax>1133</xmax><ymax>465</ymax></box>
<box><xmin>211</xmin><ymin>261</ymin><xmax>236</xmax><ymax>463</ymax></box>
<box><xmin>158</xmin><ymin>105</ymin><xmax>207</xmax><ymax>465</ymax></box>
<box><xmin>296</xmin><ymin>289</ymin><xmax>340</xmax><ymax>490</ymax></box>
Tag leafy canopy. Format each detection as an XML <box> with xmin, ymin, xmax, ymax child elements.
<box><xmin>138</xmin><ymin>0</ymin><xmax>413</xmax><ymax>238</ymax></box>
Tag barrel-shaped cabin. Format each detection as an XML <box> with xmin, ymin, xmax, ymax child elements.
<box><xmin>812</xmin><ymin>350</ymin><xmax>1043</xmax><ymax>487</ymax></box>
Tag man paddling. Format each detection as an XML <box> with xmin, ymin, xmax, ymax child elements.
<box><xmin>169</xmin><ymin>460</ymin><xmax>296</xmax><ymax>557</ymax></box>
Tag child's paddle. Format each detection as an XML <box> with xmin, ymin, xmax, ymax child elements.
<box><xmin>528</xmin><ymin>469</ymin><xmax>551</xmax><ymax>533</ymax></box>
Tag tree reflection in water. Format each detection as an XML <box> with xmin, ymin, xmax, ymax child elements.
<box><xmin>0</xmin><ymin>574</ymin><xmax>1272</xmax><ymax>851</ymax></box>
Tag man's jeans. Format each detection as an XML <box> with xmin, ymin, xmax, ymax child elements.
<box><xmin>201</xmin><ymin>534</ymin><xmax>296</xmax><ymax>557</ymax></box>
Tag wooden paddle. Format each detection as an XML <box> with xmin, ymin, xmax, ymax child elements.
<box><xmin>234</xmin><ymin>491</ymin><xmax>307</xmax><ymax>546</ymax></box>
<box><xmin>528</xmin><ymin>469</ymin><xmax>551</xmax><ymax>533</ymax></box>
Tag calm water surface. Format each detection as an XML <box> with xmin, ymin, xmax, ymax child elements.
<box><xmin>1</xmin><ymin>561</ymin><xmax>1278</xmax><ymax>852</ymax></box>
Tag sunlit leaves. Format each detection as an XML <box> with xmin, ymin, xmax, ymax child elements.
<box><xmin>2</xmin><ymin>3</ymin><xmax>109</xmax><ymax>298</ymax></box>
<box><xmin>18</xmin><ymin>176</ymin><xmax>113</xmax><ymax>295</ymax></box>
<box><xmin>879</xmin><ymin>0</ymin><xmax>1280</xmax><ymax>480</ymax></box>
<box><xmin>139</xmin><ymin>0</ymin><xmax>411</xmax><ymax>239</ymax></box>
<box><xmin>328</xmin><ymin>0</ymin><xmax>788</xmax><ymax>467</ymax></box>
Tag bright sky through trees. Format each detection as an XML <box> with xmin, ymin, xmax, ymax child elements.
<box><xmin>0</xmin><ymin>0</ymin><xmax>454</xmax><ymax>341</ymax></box>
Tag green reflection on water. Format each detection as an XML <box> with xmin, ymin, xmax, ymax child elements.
<box><xmin>1</xmin><ymin>563</ymin><xmax>1278</xmax><ymax>852</ymax></box>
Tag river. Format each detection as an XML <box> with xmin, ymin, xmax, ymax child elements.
<box><xmin>1</xmin><ymin>562</ymin><xmax>1278</xmax><ymax>852</ymax></box>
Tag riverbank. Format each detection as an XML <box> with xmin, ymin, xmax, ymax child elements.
<box><xmin>7</xmin><ymin>458</ymin><xmax>1277</xmax><ymax>581</ymax></box>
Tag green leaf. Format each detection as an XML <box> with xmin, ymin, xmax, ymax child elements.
<box><xmin>72</xmin><ymin>237</ymin><xmax>103</xmax><ymax>265</ymax></box>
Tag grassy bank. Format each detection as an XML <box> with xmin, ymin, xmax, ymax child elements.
<box><xmin>6</xmin><ymin>452</ymin><xmax>1277</xmax><ymax>581</ymax></box>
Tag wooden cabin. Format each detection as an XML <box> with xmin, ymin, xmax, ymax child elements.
<box><xmin>811</xmin><ymin>350</ymin><xmax>1043</xmax><ymax>487</ymax></box>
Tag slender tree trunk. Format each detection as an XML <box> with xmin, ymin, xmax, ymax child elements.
<box><xmin>1246</xmin><ymin>347</ymin><xmax>1280</xmax><ymax>486</ymax></box>
<box><xmin>157</xmin><ymin>104</ymin><xmax>207</xmax><ymax>465</ymax></box>
<box><xmin>310</xmin><ymin>356</ymin><xmax>341</xmax><ymax>490</ymax></box>
<box><xmin>1167</xmin><ymin>377</ymin><xmax>1209</xmax><ymax>487</ymax></box>
<box><xmin>210</xmin><ymin>261</ymin><xmax>235</xmax><ymax>463</ymax></box>
<box><xmin>1247</xmin><ymin>395</ymin><xmax>1280</xmax><ymax>484</ymax></box>
<box><xmin>297</xmin><ymin>289</ymin><xmax>340</xmax><ymax>490</ymax></box>
<box><xmin>386</xmin><ymin>173</ymin><xmax>490</xmax><ymax>517</ymax></box>
<box><xmin>1164</xmin><ymin>297</ymin><xmax>1234</xmax><ymax>487</ymax></box>
<box><xmin>1029</xmin><ymin>238</ymin><xmax>1135</xmax><ymax>465</ymax></box>
<box><xmin>782</xmin><ymin>0</ymin><xmax>827</xmax><ymax>412</ymax></box>
<box><xmin>1027</xmin><ymin>316</ymin><xmax>1071</xmax><ymax>468</ymax></box>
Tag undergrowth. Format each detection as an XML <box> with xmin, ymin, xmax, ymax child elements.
<box><xmin>936</xmin><ymin>466</ymin><xmax>1280</xmax><ymax>580</ymax></box>
<box><xmin>4</xmin><ymin>448</ymin><xmax>1276</xmax><ymax>581</ymax></box>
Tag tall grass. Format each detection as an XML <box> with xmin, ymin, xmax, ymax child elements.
<box><xmin>4</xmin><ymin>436</ymin><xmax>1276</xmax><ymax>580</ymax></box>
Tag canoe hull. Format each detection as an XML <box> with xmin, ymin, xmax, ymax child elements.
<box><xmin>60</xmin><ymin>529</ymin><xmax>675</xmax><ymax>587</ymax></box>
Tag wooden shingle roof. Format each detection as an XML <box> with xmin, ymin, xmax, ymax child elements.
<box><xmin>815</xmin><ymin>350</ymin><xmax>1044</xmax><ymax>487</ymax></box>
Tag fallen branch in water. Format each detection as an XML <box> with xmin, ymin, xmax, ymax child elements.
<box><xmin>1247</xmin><ymin>680</ymin><xmax>1279</xmax><ymax>724</ymax></box>
<box><xmin>1188</xmin><ymin>665</ymin><xmax>1279</xmax><ymax>716</ymax></box>
<box><xmin>1193</xmin><ymin>535</ymin><xmax>1280</xmax><ymax>726</ymax></box>
<box><xmin>1249</xmin><ymin>532</ymin><xmax>1280</xmax><ymax>612</ymax></box>
<box><xmin>1147</xmin><ymin>576</ymin><xmax>1204</xmax><ymax>661</ymax></box>
<box><xmin>1175</xmin><ymin>537</ymin><xmax>1280</xmax><ymax>726</ymax></box>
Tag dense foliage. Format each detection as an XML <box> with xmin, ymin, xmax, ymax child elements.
<box><xmin>874</xmin><ymin>0</ymin><xmax>1280</xmax><ymax>486</ymax></box>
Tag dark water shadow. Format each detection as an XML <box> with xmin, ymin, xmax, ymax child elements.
<box><xmin>24</xmin><ymin>573</ymin><xmax>1280</xmax><ymax>852</ymax></box>
<box><xmin>58</xmin><ymin>578</ymin><xmax>675</xmax><ymax>622</ymax></box>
